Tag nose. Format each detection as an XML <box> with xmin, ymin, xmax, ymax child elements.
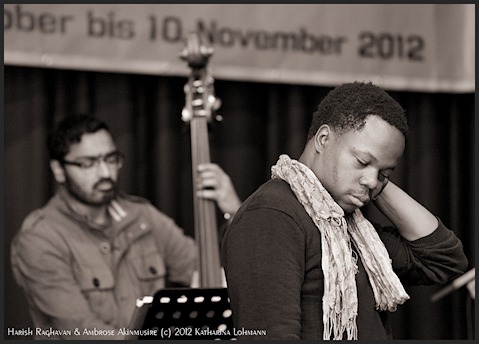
<box><xmin>96</xmin><ymin>159</ymin><xmax>112</xmax><ymax>178</ymax></box>
<box><xmin>359</xmin><ymin>168</ymin><xmax>379</xmax><ymax>190</ymax></box>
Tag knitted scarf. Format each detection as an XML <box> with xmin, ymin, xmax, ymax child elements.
<box><xmin>271</xmin><ymin>155</ymin><xmax>409</xmax><ymax>340</ymax></box>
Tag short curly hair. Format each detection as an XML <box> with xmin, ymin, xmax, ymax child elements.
<box><xmin>47</xmin><ymin>115</ymin><xmax>112</xmax><ymax>161</ymax></box>
<box><xmin>307</xmin><ymin>81</ymin><xmax>408</xmax><ymax>141</ymax></box>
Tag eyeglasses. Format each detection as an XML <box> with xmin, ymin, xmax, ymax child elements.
<box><xmin>60</xmin><ymin>151</ymin><xmax>124</xmax><ymax>170</ymax></box>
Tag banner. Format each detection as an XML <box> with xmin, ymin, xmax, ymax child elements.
<box><xmin>4</xmin><ymin>4</ymin><xmax>475</xmax><ymax>92</ymax></box>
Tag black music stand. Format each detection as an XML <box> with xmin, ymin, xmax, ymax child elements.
<box><xmin>430</xmin><ymin>268</ymin><xmax>475</xmax><ymax>302</ymax></box>
<box><xmin>131</xmin><ymin>288</ymin><xmax>235</xmax><ymax>340</ymax></box>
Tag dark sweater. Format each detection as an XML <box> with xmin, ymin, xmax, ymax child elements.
<box><xmin>221</xmin><ymin>179</ymin><xmax>468</xmax><ymax>340</ymax></box>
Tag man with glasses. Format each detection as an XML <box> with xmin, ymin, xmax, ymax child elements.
<box><xmin>11</xmin><ymin>115</ymin><xmax>241</xmax><ymax>339</ymax></box>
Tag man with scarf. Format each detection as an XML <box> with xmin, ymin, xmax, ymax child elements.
<box><xmin>221</xmin><ymin>82</ymin><xmax>468</xmax><ymax>340</ymax></box>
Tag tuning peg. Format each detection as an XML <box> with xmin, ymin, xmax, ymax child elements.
<box><xmin>181</xmin><ymin>108</ymin><xmax>192</xmax><ymax>122</ymax></box>
<box><xmin>208</xmin><ymin>96</ymin><xmax>221</xmax><ymax>112</ymax></box>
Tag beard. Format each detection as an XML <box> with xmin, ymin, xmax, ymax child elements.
<box><xmin>65</xmin><ymin>177</ymin><xmax>118</xmax><ymax>206</ymax></box>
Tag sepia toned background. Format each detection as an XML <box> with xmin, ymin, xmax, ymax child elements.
<box><xmin>4</xmin><ymin>4</ymin><xmax>475</xmax><ymax>340</ymax></box>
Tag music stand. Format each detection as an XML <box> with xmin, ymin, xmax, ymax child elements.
<box><xmin>430</xmin><ymin>268</ymin><xmax>475</xmax><ymax>302</ymax></box>
<box><xmin>131</xmin><ymin>288</ymin><xmax>235</xmax><ymax>340</ymax></box>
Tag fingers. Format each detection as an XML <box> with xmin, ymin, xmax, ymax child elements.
<box><xmin>195</xmin><ymin>167</ymin><xmax>227</xmax><ymax>203</ymax></box>
<box><xmin>197</xmin><ymin>163</ymin><xmax>222</xmax><ymax>174</ymax></box>
<box><xmin>197</xmin><ymin>175</ymin><xmax>220</xmax><ymax>190</ymax></box>
<box><xmin>196</xmin><ymin>163</ymin><xmax>242</xmax><ymax>215</ymax></box>
<box><xmin>196</xmin><ymin>189</ymin><xmax>218</xmax><ymax>200</ymax></box>
<box><xmin>196</xmin><ymin>163</ymin><xmax>227</xmax><ymax>190</ymax></box>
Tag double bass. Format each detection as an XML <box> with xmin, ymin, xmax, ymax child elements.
<box><xmin>133</xmin><ymin>34</ymin><xmax>234</xmax><ymax>339</ymax></box>
<box><xmin>180</xmin><ymin>32</ymin><xmax>224</xmax><ymax>289</ymax></box>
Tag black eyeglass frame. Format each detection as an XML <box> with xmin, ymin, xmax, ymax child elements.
<box><xmin>59</xmin><ymin>151</ymin><xmax>125</xmax><ymax>169</ymax></box>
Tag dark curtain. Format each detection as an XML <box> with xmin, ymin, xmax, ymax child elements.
<box><xmin>4</xmin><ymin>66</ymin><xmax>474</xmax><ymax>339</ymax></box>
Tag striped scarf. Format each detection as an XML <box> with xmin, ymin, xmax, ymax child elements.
<box><xmin>271</xmin><ymin>154</ymin><xmax>409</xmax><ymax>340</ymax></box>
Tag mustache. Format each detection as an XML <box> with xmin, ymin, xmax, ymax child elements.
<box><xmin>94</xmin><ymin>179</ymin><xmax>116</xmax><ymax>189</ymax></box>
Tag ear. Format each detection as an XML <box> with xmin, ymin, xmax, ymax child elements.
<box><xmin>50</xmin><ymin>160</ymin><xmax>66</xmax><ymax>183</ymax></box>
<box><xmin>313</xmin><ymin>124</ymin><xmax>332</xmax><ymax>153</ymax></box>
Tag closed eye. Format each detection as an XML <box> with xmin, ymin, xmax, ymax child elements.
<box><xmin>356</xmin><ymin>158</ymin><xmax>368</xmax><ymax>167</ymax></box>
